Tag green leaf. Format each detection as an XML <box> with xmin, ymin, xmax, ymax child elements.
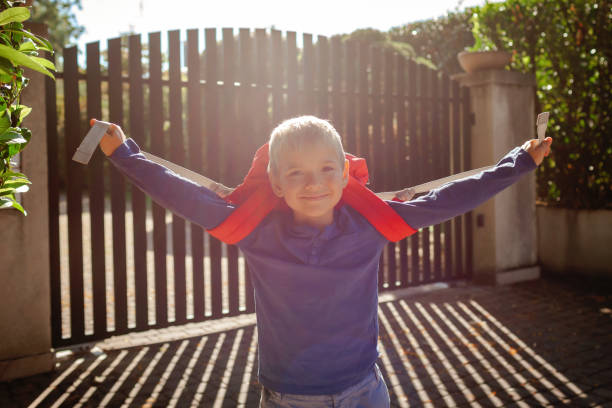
<box><xmin>7</xmin><ymin>142</ymin><xmax>21</xmax><ymax>156</ymax></box>
<box><xmin>0</xmin><ymin>128</ymin><xmax>27</xmax><ymax>144</ymax></box>
<box><xmin>10</xmin><ymin>197</ymin><xmax>26</xmax><ymax>215</ymax></box>
<box><xmin>0</xmin><ymin>113</ymin><xmax>10</xmax><ymax>136</ymax></box>
<box><xmin>0</xmin><ymin>7</ymin><xmax>30</xmax><ymax>26</ymax></box>
<box><xmin>2</xmin><ymin>180</ymin><xmax>29</xmax><ymax>192</ymax></box>
<box><xmin>20</xmin><ymin>126</ymin><xmax>31</xmax><ymax>142</ymax></box>
<box><xmin>0</xmin><ymin>32</ymin><xmax>10</xmax><ymax>46</ymax></box>
<box><xmin>17</xmin><ymin>105</ymin><xmax>31</xmax><ymax>122</ymax></box>
<box><xmin>0</xmin><ymin>55</ymin><xmax>13</xmax><ymax>68</ymax></box>
<box><xmin>18</xmin><ymin>40</ymin><xmax>36</xmax><ymax>52</ymax></box>
<box><xmin>3</xmin><ymin>170</ymin><xmax>29</xmax><ymax>181</ymax></box>
<box><xmin>0</xmin><ymin>196</ymin><xmax>13</xmax><ymax>208</ymax></box>
<box><xmin>29</xmin><ymin>56</ymin><xmax>55</xmax><ymax>70</ymax></box>
<box><xmin>0</xmin><ymin>29</ymin><xmax>53</xmax><ymax>52</ymax></box>
<box><xmin>0</xmin><ymin>44</ymin><xmax>54</xmax><ymax>78</ymax></box>
<box><xmin>0</xmin><ymin>184</ymin><xmax>29</xmax><ymax>195</ymax></box>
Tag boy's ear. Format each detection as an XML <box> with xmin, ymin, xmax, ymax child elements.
<box><xmin>268</xmin><ymin>172</ymin><xmax>285</xmax><ymax>197</ymax></box>
<box><xmin>342</xmin><ymin>159</ymin><xmax>349</xmax><ymax>188</ymax></box>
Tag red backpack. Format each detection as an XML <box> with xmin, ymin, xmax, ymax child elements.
<box><xmin>208</xmin><ymin>143</ymin><xmax>416</xmax><ymax>244</ymax></box>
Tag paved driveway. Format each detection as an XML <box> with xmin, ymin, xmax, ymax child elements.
<box><xmin>2</xmin><ymin>276</ymin><xmax>612</xmax><ymax>407</ymax></box>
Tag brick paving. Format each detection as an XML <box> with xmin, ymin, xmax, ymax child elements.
<box><xmin>2</xmin><ymin>275</ymin><xmax>612</xmax><ymax>407</ymax></box>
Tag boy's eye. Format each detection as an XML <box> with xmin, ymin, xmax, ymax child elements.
<box><xmin>287</xmin><ymin>170</ymin><xmax>302</xmax><ymax>177</ymax></box>
<box><xmin>322</xmin><ymin>166</ymin><xmax>335</xmax><ymax>172</ymax></box>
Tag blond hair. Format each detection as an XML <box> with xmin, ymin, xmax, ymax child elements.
<box><xmin>267</xmin><ymin>116</ymin><xmax>345</xmax><ymax>175</ymax></box>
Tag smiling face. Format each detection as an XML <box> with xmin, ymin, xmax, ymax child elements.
<box><xmin>269</xmin><ymin>142</ymin><xmax>349</xmax><ymax>229</ymax></box>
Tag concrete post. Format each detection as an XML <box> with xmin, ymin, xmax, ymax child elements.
<box><xmin>453</xmin><ymin>69</ymin><xmax>540</xmax><ymax>285</ymax></box>
<box><xmin>0</xmin><ymin>23</ymin><xmax>54</xmax><ymax>381</ymax></box>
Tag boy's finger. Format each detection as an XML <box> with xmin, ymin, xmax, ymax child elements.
<box><xmin>90</xmin><ymin>118</ymin><xmax>96</xmax><ymax>127</ymax></box>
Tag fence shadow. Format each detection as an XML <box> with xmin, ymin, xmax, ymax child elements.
<box><xmin>3</xmin><ymin>291</ymin><xmax>607</xmax><ymax>407</ymax></box>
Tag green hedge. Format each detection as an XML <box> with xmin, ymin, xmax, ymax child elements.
<box><xmin>475</xmin><ymin>0</ymin><xmax>611</xmax><ymax>209</ymax></box>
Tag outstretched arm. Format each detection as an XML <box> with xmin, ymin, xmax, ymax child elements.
<box><xmin>388</xmin><ymin>138</ymin><xmax>552</xmax><ymax>230</ymax></box>
<box><xmin>97</xmin><ymin>120</ymin><xmax>236</xmax><ymax>229</ymax></box>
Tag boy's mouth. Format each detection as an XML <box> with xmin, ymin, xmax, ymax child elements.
<box><xmin>300</xmin><ymin>193</ymin><xmax>330</xmax><ymax>201</ymax></box>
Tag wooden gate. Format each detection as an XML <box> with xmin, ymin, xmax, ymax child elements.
<box><xmin>46</xmin><ymin>28</ymin><xmax>473</xmax><ymax>348</ymax></box>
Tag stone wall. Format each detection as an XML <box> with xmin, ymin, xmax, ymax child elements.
<box><xmin>537</xmin><ymin>206</ymin><xmax>612</xmax><ymax>277</ymax></box>
<box><xmin>0</xmin><ymin>23</ymin><xmax>54</xmax><ymax>381</ymax></box>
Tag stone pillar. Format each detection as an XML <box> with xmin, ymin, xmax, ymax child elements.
<box><xmin>0</xmin><ymin>23</ymin><xmax>54</xmax><ymax>381</ymax></box>
<box><xmin>453</xmin><ymin>69</ymin><xmax>540</xmax><ymax>285</ymax></box>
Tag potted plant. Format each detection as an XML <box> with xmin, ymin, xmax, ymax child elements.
<box><xmin>457</xmin><ymin>12</ymin><xmax>512</xmax><ymax>74</ymax></box>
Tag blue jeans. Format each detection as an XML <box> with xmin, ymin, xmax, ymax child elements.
<box><xmin>259</xmin><ymin>364</ymin><xmax>390</xmax><ymax>408</ymax></box>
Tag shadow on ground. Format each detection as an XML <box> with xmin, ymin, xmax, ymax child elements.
<box><xmin>2</xmin><ymin>276</ymin><xmax>612</xmax><ymax>407</ymax></box>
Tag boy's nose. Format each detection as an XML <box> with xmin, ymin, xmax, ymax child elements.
<box><xmin>304</xmin><ymin>172</ymin><xmax>321</xmax><ymax>188</ymax></box>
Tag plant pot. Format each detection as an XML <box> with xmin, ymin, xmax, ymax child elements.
<box><xmin>457</xmin><ymin>50</ymin><xmax>512</xmax><ymax>74</ymax></box>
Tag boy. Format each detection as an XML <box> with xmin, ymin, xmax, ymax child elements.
<box><xmin>98</xmin><ymin>116</ymin><xmax>552</xmax><ymax>407</ymax></box>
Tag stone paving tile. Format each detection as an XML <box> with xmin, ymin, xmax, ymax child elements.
<box><xmin>3</xmin><ymin>275</ymin><xmax>612</xmax><ymax>407</ymax></box>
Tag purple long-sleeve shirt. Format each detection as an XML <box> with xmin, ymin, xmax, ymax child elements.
<box><xmin>108</xmin><ymin>139</ymin><xmax>536</xmax><ymax>395</ymax></box>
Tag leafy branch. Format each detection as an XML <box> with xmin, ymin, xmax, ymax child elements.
<box><xmin>0</xmin><ymin>0</ymin><xmax>55</xmax><ymax>215</ymax></box>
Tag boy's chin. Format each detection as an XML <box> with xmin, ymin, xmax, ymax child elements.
<box><xmin>291</xmin><ymin>207</ymin><xmax>336</xmax><ymax>226</ymax></box>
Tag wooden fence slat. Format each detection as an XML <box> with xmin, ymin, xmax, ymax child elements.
<box><xmin>86</xmin><ymin>41</ymin><xmax>107</xmax><ymax>338</ymax></box>
<box><xmin>396</xmin><ymin>54</ymin><xmax>409</xmax><ymax>287</ymax></box>
<box><xmin>46</xmin><ymin>53</ymin><xmax>62</xmax><ymax>346</ymax></box>
<box><xmin>238</xmin><ymin>28</ymin><xmax>257</xmax><ymax>166</ymax></box>
<box><xmin>407</xmin><ymin>60</ymin><xmax>420</xmax><ymax>286</ymax></box>
<box><xmin>357</xmin><ymin>42</ymin><xmax>369</xmax><ymax>159</ymax></box>
<box><xmin>108</xmin><ymin>37</ymin><xmax>128</xmax><ymax>334</ymax></box>
<box><xmin>271</xmin><ymin>29</ymin><xmax>283</xmax><ymax>124</ymax></box>
<box><xmin>255</xmin><ymin>28</ymin><xmax>270</xmax><ymax>142</ymax></box>
<box><xmin>344</xmin><ymin>40</ymin><xmax>356</xmax><ymax>154</ymax></box>
<box><xmin>148</xmin><ymin>31</ymin><xmax>168</xmax><ymax>326</ymax></box>
<box><xmin>317</xmin><ymin>35</ymin><xmax>329</xmax><ymax>118</ymax></box>
<box><xmin>331</xmin><ymin>36</ymin><xmax>342</xmax><ymax>135</ymax></box>
<box><xmin>431</xmin><ymin>69</ymin><xmax>442</xmax><ymax>282</ymax></box>
<box><xmin>371</xmin><ymin>46</ymin><xmax>382</xmax><ymax>191</ymax></box>
<box><xmin>205</xmin><ymin>28</ymin><xmax>223</xmax><ymax>318</ymax></box>
<box><xmin>286</xmin><ymin>31</ymin><xmax>298</xmax><ymax>118</ymax></box>
<box><xmin>369</xmin><ymin>46</ymin><xmax>385</xmax><ymax>290</ymax></box>
<box><xmin>168</xmin><ymin>29</ymin><xmax>187</xmax><ymax>324</ymax></box>
<box><xmin>239</xmin><ymin>28</ymin><xmax>256</xmax><ymax>313</ymax></box>
<box><xmin>384</xmin><ymin>49</ymin><xmax>396</xmax><ymax>288</ymax></box>
<box><xmin>384</xmin><ymin>49</ymin><xmax>395</xmax><ymax>191</ymax></box>
<box><xmin>223</xmin><ymin>28</ymin><xmax>240</xmax><ymax>316</ymax></box>
<box><xmin>462</xmin><ymin>87</ymin><xmax>473</xmax><ymax>279</ymax></box>
<box><xmin>419</xmin><ymin>64</ymin><xmax>432</xmax><ymax>284</ymax></box>
<box><xmin>63</xmin><ymin>46</ymin><xmax>85</xmax><ymax>341</ymax></box>
<box><xmin>303</xmin><ymin>33</ymin><xmax>315</xmax><ymax>114</ymax></box>
<box><xmin>128</xmin><ymin>34</ymin><xmax>149</xmax><ymax>330</ymax></box>
<box><xmin>186</xmin><ymin>29</ymin><xmax>205</xmax><ymax>321</ymax></box>
<box><xmin>441</xmin><ymin>74</ymin><xmax>453</xmax><ymax>280</ymax></box>
<box><xmin>451</xmin><ymin>81</ymin><xmax>464</xmax><ymax>278</ymax></box>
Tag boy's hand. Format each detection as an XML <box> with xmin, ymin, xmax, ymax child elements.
<box><xmin>522</xmin><ymin>137</ymin><xmax>553</xmax><ymax>166</ymax></box>
<box><xmin>394</xmin><ymin>187</ymin><xmax>416</xmax><ymax>201</ymax></box>
<box><xmin>210</xmin><ymin>182</ymin><xmax>235</xmax><ymax>199</ymax></box>
<box><xmin>90</xmin><ymin>119</ymin><xmax>127</xmax><ymax>156</ymax></box>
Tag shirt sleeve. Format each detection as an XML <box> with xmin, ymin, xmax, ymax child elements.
<box><xmin>107</xmin><ymin>138</ymin><xmax>236</xmax><ymax>229</ymax></box>
<box><xmin>388</xmin><ymin>147</ymin><xmax>537</xmax><ymax>230</ymax></box>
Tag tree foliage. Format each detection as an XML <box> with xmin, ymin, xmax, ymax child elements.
<box><xmin>336</xmin><ymin>27</ymin><xmax>436</xmax><ymax>68</ymax></box>
<box><xmin>388</xmin><ymin>10</ymin><xmax>475</xmax><ymax>74</ymax></box>
<box><xmin>475</xmin><ymin>0</ymin><xmax>611</xmax><ymax>209</ymax></box>
<box><xmin>30</xmin><ymin>0</ymin><xmax>83</xmax><ymax>51</ymax></box>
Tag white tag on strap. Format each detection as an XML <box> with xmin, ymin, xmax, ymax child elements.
<box><xmin>72</xmin><ymin>120</ymin><xmax>111</xmax><ymax>164</ymax></box>
<box><xmin>536</xmin><ymin>112</ymin><xmax>549</xmax><ymax>143</ymax></box>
